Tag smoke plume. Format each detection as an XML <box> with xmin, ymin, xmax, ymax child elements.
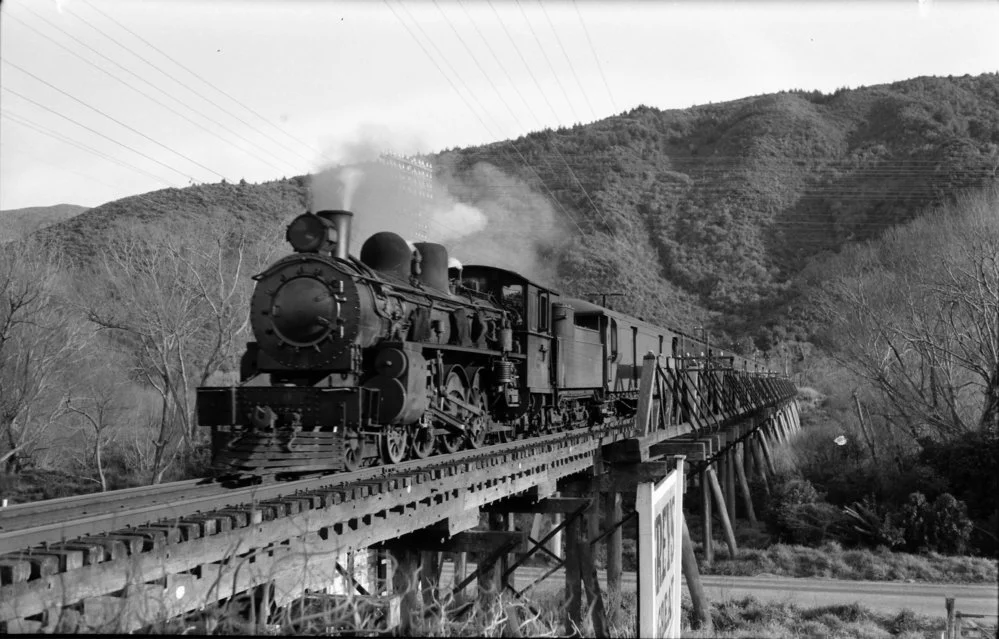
<box><xmin>309</xmin><ymin>131</ymin><xmax>571</xmax><ymax>285</ymax></box>
<box><xmin>437</xmin><ymin>161</ymin><xmax>571</xmax><ymax>285</ymax></box>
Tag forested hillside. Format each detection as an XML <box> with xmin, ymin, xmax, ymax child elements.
<box><xmin>439</xmin><ymin>73</ymin><xmax>999</xmax><ymax>350</ymax></box>
<box><xmin>0</xmin><ymin>203</ymin><xmax>88</xmax><ymax>242</ymax></box>
<box><xmin>32</xmin><ymin>73</ymin><xmax>999</xmax><ymax>352</ymax></box>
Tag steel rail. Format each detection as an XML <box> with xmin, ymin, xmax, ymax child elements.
<box><xmin>0</xmin><ymin>479</ymin><xmax>217</xmax><ymax>532</ymax></box>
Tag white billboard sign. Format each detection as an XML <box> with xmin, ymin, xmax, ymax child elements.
<box><xmin>637</xmin><ymin>459</ymin><xmax>685</xmax><ymax>639</ymax></box>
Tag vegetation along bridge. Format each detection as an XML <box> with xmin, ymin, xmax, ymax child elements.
<box><xmin>0</xmin><ymin>353</ymin><xmax>797</xmax><ymax>634</ymax></box>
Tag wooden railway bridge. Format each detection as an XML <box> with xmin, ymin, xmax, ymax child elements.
<box><xmin>0</xmin><ymin>353</ymin><xmax>798</xmax><ymax>634</ymax></box>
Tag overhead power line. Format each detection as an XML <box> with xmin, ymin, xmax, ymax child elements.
<box><xmin>1</xmin><ymin>139</ymin><xmax>151</xmax><ymax>194</ymax></box>
<box><xmin>485</xmin><ymin>0</ymin><xmax>563</xmax><ymax>129</ymax></box>
<box><xmin>77</xmin><ymin>0</ymin><xmax>332</xmax><ymax>166</ymax></box>
<box><xmin>6</xmin><ymin>10</ymin><xmax>300</xmax><ymax>176</ymax></box>
<box><xmin>571</xmin><ymin>0</ymin><xmax>617</xmax><ymax>113</ymax></box>
<box><xmin>483</xmin><ymin>0</ymin><xmax>615</xmax><ymax>232</ymax></box>
<box><xmin>537</xmin><ymin>0</ymin><xmax>598</xmax><ymax>122</ymax></box>
<box><xmin>2</xmin><ymin>109</ymin><xmax>183</xmax><ymax>187</ymax></box>
<box><xmin>2</xmin><ymin>86</ymin><xmax>198</xmax><ymax>182</ymax></box>
<box><xmin>432</xmin><ymin>0</ymin><xmax>588</xmax><ymax>234</ymax></box>
<box><xmin>513</xmin><ymin>0</ymin><xmax>581</xmax><ymax>125</ymax></box>
<box><xmin>387</xmin><ymin>0</ymin><xmax>586</xmax><ymax>237</ymax></box>
<box><xmin>3</xmin><ymin>60</ymin><xmax>228</xmax><ymax>181</ymax></box>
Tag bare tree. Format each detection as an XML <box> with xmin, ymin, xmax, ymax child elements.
<box><xmin>63</xmin><ymin>361</ymin><xmax>126</xmax><ymax>492</ymax></box>
<box><xmin>822</xmin><ymin>188</ymin><xmax>999</xmax><ymax>441</ymax></box>
<box><xmin>0</xmin><ymin>240</ymin><xmax>87</xmax><ymax>472</ymax></box>
<box><xmin>79</xmin><ymin>219</ymin><xmax>267</xmax><ymax>481</ymax></box>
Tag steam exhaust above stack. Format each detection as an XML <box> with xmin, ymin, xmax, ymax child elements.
<box><xmin>315</xmin><ymin>209</ymin><xmax>353</xmax><ymax>260</ymax></box>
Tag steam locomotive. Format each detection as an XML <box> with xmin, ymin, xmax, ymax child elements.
<box><xmin>196</xmin><ymin>209</ymin><xmax>765</xmax><ymax>476</ymax></box>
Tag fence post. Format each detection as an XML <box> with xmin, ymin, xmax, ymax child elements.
<box><xmin>945</xmin><ymin>597</ymin><xmax>956</xmax><ymax>639</ymax></box>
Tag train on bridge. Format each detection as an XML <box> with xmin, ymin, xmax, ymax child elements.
<box><xmin>197</xmin><ymin>209</ymin><xmax>774</xmax><ymax>476</ymax></box>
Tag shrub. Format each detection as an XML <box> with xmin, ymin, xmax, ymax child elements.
<box><xmin>924</xmin><ymin>493</ymin><xmax>974</xmax><ymax>555</ymax></box>
<box><xmin>841</xmin><ymin>496</ymin><xmax>905</xmax><ymax>549</ymax></box>
<box><xmin>783</xmin><ymin>502</ymin><xmax>846</xmax><ymax>546</ymax></box>
<box><xmin>897</xmin><ymin>492</ymin><xmax>974</xmax><ymax>555</ymax></box>
<box><xmin>764</xmin><ymin>477</ymin><xmax>827</xmax><ymax>543</ymax></box>
<box><xmin>917</xmin><ymin>430</ymin><xmax>999</xmax><ymax>554</ymax></box>
<box><xmin>795</xmin><ymin>386</ymin><xmax>825</xmax><ymax>412</ymax></box>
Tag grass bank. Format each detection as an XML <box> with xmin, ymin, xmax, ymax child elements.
<box><xmin>684</xmin><ymin>597</ymin><xmax>958</xmax><ymax>639</ymax></box>
<box><xmin>522</xmin><ymin>586</ymin><xmax>969</xmax><ymax>638</ymax></box>
<box><xmin>672</xmin><ymin>519</ymin><xmax>999</xmax><ymax>584</ymax></box>
<box><xmin>701</xmin><ymin>541</ymin><xmax>998</xmax><ymax>584</ymax></box>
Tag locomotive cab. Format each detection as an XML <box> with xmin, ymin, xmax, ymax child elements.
<box><xmin>459</xmin><ymin>266</ymin><xmax>556</xmax><ymax>394</ymax></box>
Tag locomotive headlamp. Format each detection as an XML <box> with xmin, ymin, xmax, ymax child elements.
<box><xmin>286</xmin><ymin>212</ymin><xmax>333</xmax><ymax>253</ymax></box>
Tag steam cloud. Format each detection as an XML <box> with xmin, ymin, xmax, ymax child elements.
<box><xmin>430</xmin><ymin>203</ymin><xmax>487</xmax><ymax>242</ymax></box>
<box><xmin>309</xmin><ymin>130</ymin><xmax>571</xmax><ymax>285</ymax></box>
<box><xmin>438</xmin><ymin>162</ymin><xmax>570</xmax><ymax>284</ymax></box>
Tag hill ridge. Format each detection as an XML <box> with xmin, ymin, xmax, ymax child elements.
<box><xmin>31</xmin><ymin>72</ymin><xmax>999</xmax><ymax>352</ymax></box>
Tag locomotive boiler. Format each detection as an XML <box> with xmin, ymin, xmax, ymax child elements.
<box><xmin>197</xmin><ymin>208</ymin><xmax>762</xmax><ymax>477</ymax></box>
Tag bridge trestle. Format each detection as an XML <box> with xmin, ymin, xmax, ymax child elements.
<box><xmin>0</xmin><ymin>352</ymin><xmax>797</xmax><ymax>635</ymax></box>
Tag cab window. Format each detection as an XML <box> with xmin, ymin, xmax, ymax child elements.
<box><xmin>502</xmin><ymin>284</ymin><xmax>525</xmax><ymax>327</ymax></box>
<box><xmin>502</xmin><ymin>284</ymin><xmax>524</xmax><ymax>306</ymax></box>
<box><xmin>537</xmin><ymin>292</ymin><xmax>549</xmax><ymax>332</ymax></box>
<box><xmin>461</xmin><ymin>275</ymin><xmax>487</xmax><ymax>292</ymax></box>
<box><xmin>574</xmin><ymin>313</ymin><xmax>600</xmax><ymax>331</ymax></box>
<box><xmin>609</xmin><ymin>319</ymin><xmax>618</xmax><ymax>361</ymax></box>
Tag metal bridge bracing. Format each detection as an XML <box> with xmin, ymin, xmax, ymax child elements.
<box><xmin>0</xmin><ymin>354</ymin><xmax>797</xmax><ymax>633</ymax></box>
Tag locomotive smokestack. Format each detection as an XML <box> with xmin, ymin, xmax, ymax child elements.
<box><xmin>316</xmin><ymin>210</ymin><xmax>353</xmax><ymax>260</ymax></box>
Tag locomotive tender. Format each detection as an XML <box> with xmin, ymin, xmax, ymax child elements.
<box><xmin>197</xmin><ymin>209</ymin><xmax>762</xmax><ymax>476</ymax></box>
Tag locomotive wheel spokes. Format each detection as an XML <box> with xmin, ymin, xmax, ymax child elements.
<box><xmin>409</xmin><ymin>423</ymin><xmax>434</xmax><ymax>459</ymax></box>
<box><xmin>382</xmin><ymin>426</ymin><xmax>408</xmax><ymax>465</ymax></box>
<box><xmin>466</xmin><ymin>388</ymin><xmax>488</xmax><ymax>449</ymax></box>
<box><xmin>439</xmin><ymin>368</ymin><xmax>467</xmax><ymax>454</ymax></box>
<box><xmin>439</xmin><ymin>429</ymin><xmax>463</xmax><ymax>454</ymax></box>
<box><xmin>343</xmin><ymin>428</ymin><xmax>365</xmax><ymax>472</ymax></box>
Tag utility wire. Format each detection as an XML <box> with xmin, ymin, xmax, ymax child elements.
<box><xmin>76</xmin><ymin>0</ymin><xmax>330</xmax><ymax>166</ymax></box>
<box><xmin>485</xmin><ymin>0</ymin><xmax>563</xmax><ymax>129</ymax></box>
<box><xmin>484</xmin><ymin>0</ymin><xmax>614</xmax><ymax>232</ymax></box>
<box><xmin>387</xmin><ymin>0</ymin><xmax>586</xmax><ymax>238</ymax></box>
<box><xmin>432</xmin><ymin>0</ymin><xmax>587</xmax><ymax>234</ymax></box>
<box><xmin>3</xmin><ymin>60</ymin><xmax>228</xmax><ymax>181</ymax></box>
<box><xmin>513</xmin><ymin>0</ymin><xmax>581</xmax><ymax>125</ymax></box>
<box><xmin>452</xmin><ymin>0</ymin><xmax>599</xmax><ymax>215</ymax></box>
<box><xmin>1</xmin><ymin>140</ymin><xmax>150</xmax><ymax>193</ymax></box>
<box><xmin>2</xmin><ymin>109</ymin><xmax>183</xmax><ymax>187</ymax></box>
<box><xmin>537</xmin><ymin>0</ymin><xmax>598</xmax><ymax>122</ymax></box>
<box><xmin>6</xmin><ymin>10</ymin><xmax>300</xmax><ymax>176</ymax></box>
<box><xmin>571</xmin><ymin>0</ymin><xmax>617</xmax><ymax>113</ymax></box>
<box><xmin>2</xmin><ymin>86</ymin><xmax>198</xmax><ymax>182</ymax></box>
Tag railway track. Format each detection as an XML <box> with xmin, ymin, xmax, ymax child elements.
<box><xmin>1</xmin><ymin>417</ymin><xmax>646</xmax><ymax>631</ymax></box>
<box><xmin>0</xmin><ymin>422</ymin><xmax>625</xmax><ymax>558</ymax></box>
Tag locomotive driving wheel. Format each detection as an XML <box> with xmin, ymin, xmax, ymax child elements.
<box><xmin>409</xmin><ymin>421</ymin><xmax>434</xmax><ymax>459</ymax></box>
<box><xmin>439</xmin><ymin>367</ymin><xmax>468</xmax><ymax>454</ymax></box>
<box><xmin>343</xmin><ymin>427</ymin><xmax>365</xmax><ymax>472</ymax></box>
<box><xmin>466</xmin><ymin>388</ymin><xmax>489</xmax><ymax>449</ymax></box>
<box><xmin>382</xmin><ymin>425</ymin><xmax>408</xmax><ymax>465</ymax></box>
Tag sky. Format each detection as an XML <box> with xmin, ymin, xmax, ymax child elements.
<box><xmin>0</xmin><ymin>0</ymin><xmax>997</xmax><ymax>211</ymax></box>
